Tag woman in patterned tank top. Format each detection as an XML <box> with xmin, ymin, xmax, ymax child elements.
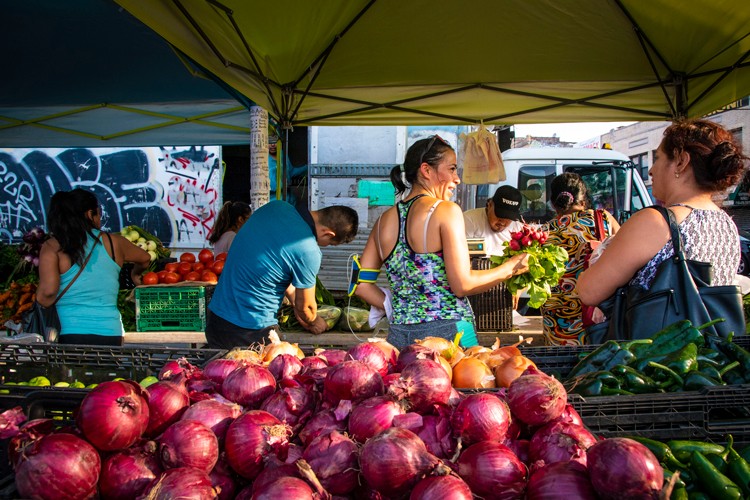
<box><xmin>578</xmin><ymin>119</ymin><xmax>748</xmax><ymax>313</ymax></box>
<box><xmin>354</xmin><ymin>135</ymin><xmax>530</xmax><ymax>349</ymax></box>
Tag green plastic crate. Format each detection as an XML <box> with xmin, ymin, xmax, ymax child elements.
<box><xmin>135</xmin><ymin>285</ymin><xmax>214</xmax><ymax>331</ymax></box>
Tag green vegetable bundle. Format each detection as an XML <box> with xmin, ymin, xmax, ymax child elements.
<box><xmin>489</xmin><ymin>224</ymin><xmax>568</xmax><ymax>308</ymax></box>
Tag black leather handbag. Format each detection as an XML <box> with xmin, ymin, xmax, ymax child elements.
<box><xmin>585</xmin><ymin>206</ymin><xmax>745</xmax><ymax>343</ymax></box>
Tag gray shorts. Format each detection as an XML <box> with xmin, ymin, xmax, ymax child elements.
<box><xmin>387</xmin><ymin>319</ymin><xmax>477</xmax><ymax>350</ymax></box>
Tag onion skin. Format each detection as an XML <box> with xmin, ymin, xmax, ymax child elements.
<box><xmin>298</xmin><ymin>407</ymin><xmax>350</xmax><ymax>446</ymax></box>
<box><xmin>268</xmin><ymin>353</ymin><xmax>304</xmax><ymax>382</ymax></box>
<box><xmin>77</xmin><ymin>380</ymin><xmax>149</xmax><ymax>451</ymax></box>
<box><xmin>209</xmin><ymin>456</ymin><xmax>239</xmax><ymax>500</ymax></box>
<box><xmin>316</xmin><ymin>348</ymin><xmax>348</xmax><ymax>366</ymax></box>
<box><xmin>159</xmin><ymin>420</ymin><xmax>219</xmax><ymax>473</ymax></box>
<box><xmin>303</xmin><ymin>430</ymin><xmax>359</xmax><ymax>495</ymax></box>
<box><xmin>251</xmin><ymin>476</ymin><xmax>313</xmax><ymax>499</ymax></box>
<box><xmin>348</xmin><ymin>396</ymin><xmax>405</xmax><ymax>442</ymax></box>
<box><xmin>451</xmin><ymin>393</ymin><xmax>511</xmax><ymax>445</ymax></box>
<box><xmin>260</xmin><ymin>385</ymin><xmax>317</xmax><ymax>433</ymax></box>
<box><xmin>456</xmin><ymin>441</ymin><xmax>527</xmax><ymax>500</ymax></box>
<box><xmin>145</xmin><ymin>379</ymin><xmax>190</xmax><ymax>437</ymax></box>
<box><xmin>180</xmin><ymin>399</ymin><xmax>242</xmax><ymax>443</ymax></box>
<box><xmin>587</xmin><ymin>438</ymin><xmax>664</xmax><ymax>499</ymax></box>
<box><xmin>347</xmin><ymin>342</ymin><xmax>389</xmax><ymax>376</ymax></box>
<box><xmin>202</xmin><ymin>358</ymin><xmax>241</xmax><ymax>384</ymax></box>
<box><xmin>324</xmin><ymin>360</ymin><xmax>384</xmax><ymax>404</ymax></box>
<box><xmin>221</xmin><ymin>362</ymin><xmax>277</xmax><ymax>408</ymax></box>
<box><xmin>507</xmin><ymin>366</ymin><xmax>567</xmax><ymax>427</ymax></box>
<box><xmin>390</xmin><ymin>358</ymin><xmax>452</xmax><ymax>413</ymax></box>
<box><xmin>414</xmin><ymin>411</ymin><xmax>457</xmax><ymax>459</ymax></box>
<box><xmin>224</xmin><ymin>410</ymin><xmax>291</xmax><ymax>480</ymax></box>
<box><xmin>15</xmin><ymin>433</ymin><xmax>101</xmax><ymax>500</ymax></box>
<box><xmin>140</xmin><ymin>466</ymin><xmax>218</xmax><ymax>498</ymax></box>
<box><xmin>396</xmin><ymin>344</ymin><xmax>440</xmax><ymax>372</ymax></box>
<box><xmin>410</xmin><ymin>474</ymin><xmax>473</xmax><ymax>500</ymax></box>
<box><xmin>262</xmin><ymin>341</ymin><xmax>304</xmax><ymax>363</ymax></box>
<box><xmin>98</xmin><ymin>440</ymin><xmax>162</xmax><ymax>500</ymax></box>
<box><xmin>526</xmin><ymin>460</ymin><xmax>598</xmax><ymax>500</ymax></box>
<box><xmin>529</xmin><ymin>421</ymin><xmax>597</xmax><ymax>466</ymax></box>
<box><xmin>359</xmin><ymin>427</ymin><xmax>440</xmax><ymax>498</ymax></box>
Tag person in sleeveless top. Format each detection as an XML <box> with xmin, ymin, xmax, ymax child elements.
<box><xmin>354</xmin><ymin>135</ymin><xmax>530</xmax><ymax>349</ymax></box>
<box><xmin>37</xmin><ymin>188</ymin><xmax>151</xmax><ymax>345</ymax></box>
<box><xmin>541</xmin><ymin>173</ymin><xmax>620</xmax><ymax>345</ymax></box>
<box><xmin>207</xmin><ymin>201</ymin><xmax>252</xmax><ymax>255</ymax></box>
<box><xmin>578</xmin><ymin>119</ymin><xmax>748</xmax><ymax>311</ymax></box>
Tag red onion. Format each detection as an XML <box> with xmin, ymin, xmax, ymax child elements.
<box><xmin>411</xmin><ymin>474</ymin><xmax>473</xmax><ymax>500</ymax></box>
<box><xmin>389</xmin><ymin>358</ymin><xmax>452</xmax><ymax>413</ymax></box>
<box><xmin>414</xmin><ymin>411</ymin><xmax>457</xmax><ymax>459</ymax></box>
<box><xmin>15</xmin><ymin>432</ymin><xmax>100</xmax><ymax>500</ymax></box>
<box><xmin>98</xmin><ymin>440</ymin><xmax>162</xmax><ymax>500</ymax></box>
<box><xmin>77</xmin><ymin>380</ymin><xmax>149</xmax><ymax>451</ymax></box>
<box><xmin>251</xmin><ymin>463</ymin><xmax>301</xmax><ymax>494</ymax></box>
<box><xmin>383</xmin><ymin>372</ymin><xmax>401</xmax><ymax>390</ymax></box>
<box><xmin>301</xmin><ymin>355</ymin><xmax>329</xmax><ymax>371</ymax></box>
<box><xmin>323</xmin><ymin>359</ymin><xmax>384</xmax><ymax>404</ymax></box>
<box><xmin>251</xmin><ymin>476</ymin><xmax>314</xmax><ymax>499</ymax></box>
<box><xmin>180</xmin><ymin>399</ymin><xmax>242</xmax><ymax>442</ymax></box>
<box><xmin>209</xmin><ymin>456</ymin><xmax>239</xmax><ymax>500</ymax></box>
<box><xmin>451</xmin><ymin>392</ymin><xmax>511</xmax><ymax>445</ymax></box>
<box><xmin>8</xmin><ymin>418</ymin><xmax>55</xmax><ymax>468</ymax></box>
<box><xmin>507</xmin><ymin>366</ymin><xmax>567</xmax><ymax>426</ymax></box>
<box><xmin>526</xmin><ymin>460</ymin><xmax>598</xmax><ymax>499</ymax></box>
<box><xmin>448</xmin><ymin>387</ymin><xmax>464</xmax><ymax>407</ymax></box>
<box><xmin>316</xmin><ymin>348</ymin><xmax>347</xmax><ymax>366</ymax></box>
<box><xmin>0</xmin><ymin>406</ymin><xmax>26</xmax><ymax>439</ymax></box>
<box><xmin>348</xmin><ymin>395</ymin><xmax>405</xmax><ymax>442</ymax></box>
<box><xmin>529</xmin><ymin>421</ymin><xmax>597</xmax><ymax>466</ymax></box>
<box><xmin>224</xmin><ymin>410</ymin><xmax>291</xmax><ymax>480</ymax></box>
<box><xmin>555</xmin><ymin>403</ymin><xmax>584</xmax><ymax>427</ymax></box>
<box><xmin>159</xmin><ymin>420</ymin><xmax>219</xmax><ymax>473</ymax></box>
<box><xmin>396</xmin><ymin>344</ymin><xmax>439</xmax><ymax>372</ymax></box>
<box><xmin>587</xmin><ymin>438</ymin><xmax>664</xmax><ymax>499</ymax></box>
<box><xmin>140</xmin><ymin>467</ymin><xmax>218</xmax><ymax>498</ymax></box>
<box><xmin>504</xmin><ymin>439</ymin><xmax>530</xmax><ymax>465</ymax></box>
<box><xmin>347</xmin><ymin>342</ymin><xmax>389</xmax><ymax>376</ymax></box>
<box><xmin>303</xmin><ymin>430</ymin><xmax>359</xmax><ymax>495</ymax></box>
<box><xmin>202</xmin><ymin>358</ymin><xmax>241</xmax><ymax>384</ymax></box>
<box><xmin>221</xmin><ymin>362</ymin><xmax>277</xmax><ymax>408</ymax></box>
<box><xmin>298</xmin><ymin>407</ymin><xmax>349</xmax><ymax>446</ymax></box>
<box><xmin>456</xmin><ymin>441</ymin><xmax>527</xmax><ymax>499</ymax></box>
<box><xmin>146</xmin><ymin>379</ymin><xmax>190</xmax><ymax>437</ymax></box>
<box><xmin>260</xmin><ymin>386</ymin><xmax>316</xmax><ymax>432</ymax></box>
<box><xmin>187</xmin><ymin>378</ymin><xmax>220</xmax><ymax>397</ymax></box>
<box><xmin>359</xmin><ymin>427</ymin><xmax>440</xmax><ymax>498</ymax></box>
<box><xmin>268</xmin><ymin>353</ymin><xmax>304</xmax><ymax>382</ymax></box>
<box><xmin>158</xmin><ymin>358</ymin><xmax>201</xmax><ymax>381</ymax></box>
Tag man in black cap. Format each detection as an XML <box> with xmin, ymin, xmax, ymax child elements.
<box><xmin>463</xmin><ymin>185</ymin><xmax>524</xmax><ymax>256</ymax></box>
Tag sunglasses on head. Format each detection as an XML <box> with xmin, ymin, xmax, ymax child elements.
<box><xmin>418</xmin><ymin>134</ymin><xmax>449</xmax><ymax>166</ymax></box>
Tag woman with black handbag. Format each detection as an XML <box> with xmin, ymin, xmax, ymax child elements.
<box><xmin>37</xmin><ymin>189</ymin><xmax>151</xmax><ymax>345</ymax></box>
<box><xmin>578</xmin><ymin>119</ymin><xmax>748</xmax><ymax>341</ymax></box>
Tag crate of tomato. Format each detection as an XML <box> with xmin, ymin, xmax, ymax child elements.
<box><xmin>141</xmin><ymin>248</ymin><xmax>225</xmax><ymax>285</ymax></box>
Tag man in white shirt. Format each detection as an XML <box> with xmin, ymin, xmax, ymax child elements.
<box><xmin>463</xmin><ymin>185</ymin><xmax>524</xmax><ymax>256</ymax></box>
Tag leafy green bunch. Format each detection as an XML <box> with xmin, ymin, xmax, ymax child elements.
<box><xmin>489</xmin><ymin>224</ymin><xmax>568</xmax><ymax>308</ymax></box>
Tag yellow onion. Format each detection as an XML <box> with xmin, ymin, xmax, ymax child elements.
<box><xmin>451</xmin><ymin>357</ymin><xmax>496</xmax><ymax>389</ymax></box>
<box><xmin>262</xmin><ymin>342</ymin><xmax>304</xmax><ymax>364</ymax></box>
<box><xmin>368</xmin><ymin>339</ymin><xmax>400</xmax><ymax>367</ymax></box>
<box><xmin>224</xmin><ymin>348</ymin><xmax>262</xmax><ymax>364</ymax></box>
<box><xmin>415</xmin><ymin>337</ymin><xmax>463</xmax><ymax>365</ymax></box>
<box><xmin>437</xmin><ymin>356</ymin><xmax>453</xmax><ymax>381</ymax></box>
<box><xmin>494</xmin><ymin>355</ymin><xmax>537</xmax><ymax>388</ymax></box>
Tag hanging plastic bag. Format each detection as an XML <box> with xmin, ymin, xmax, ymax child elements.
<box><xmin>459</xmin><ymin>126</ymin><xmax>505</xmax><ymax>184</ymax></box>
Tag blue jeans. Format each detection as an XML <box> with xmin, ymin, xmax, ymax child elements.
<box><xmin>387</xmin><ymin>319</ymin><xmax>478</xmax><ymax>349</ymax></box>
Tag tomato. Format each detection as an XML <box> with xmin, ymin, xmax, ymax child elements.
<box><xmin>211</xmin><ymin>260</ymin><xmax>225</xmax><ymax>275</ymax></box>
<box><xmin>162</xmin><ymin>272</ymin><xmax>180</xmax><ymax>284</ymax></box>
<box><xmin>177</xmin><ymin>262</ymin><xmax>193</xmax><ymax>276</ymax></box>
<box><xmin>156</xmin><ymin>270</ymin><xmax>169</xmax><ymax>282</ymax></box>
<box><xmin>215</xmin><ymin>252</ymin><xmax>228</xmax><ymax>261</ymax></box>
<box><xmin>192</xmin><ymin>262</ymin><xmax>205</xmax><ymax>273</ymax></box>
<box><xmin>200</xmin><ymin>270</ymin><xmax>218</xmax><ymax>284</ymax></box>
<box><xmin>165</xmin><ymin>262</ymin><xmax>179</xmax><ymax>273</ymax></box>
<box><xmin>184</xmin><ymin>271</ymin><xmax>201</xmax><ymax>281</ymax></box>
<box><xmin>142</xmin><ymin>272</ymin><xmax>159</xmax><ymax>285</ymax></box>
<box><xmin>198</xmin><ymin>249</ymin><xmax>214</xmax><ymax>264</ymax></box>
<box><xmin>179</xmin><ymin>252</ymin><xmax>196</xmax><ymax>263</ymax></box>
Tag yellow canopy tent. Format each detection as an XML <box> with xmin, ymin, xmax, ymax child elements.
<box><xmin>116</xmin><ymin>0</ymin><xmax>750</xmax><ymax>127</ymax></box>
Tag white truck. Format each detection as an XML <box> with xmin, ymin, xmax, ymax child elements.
<box><xmin>476</xmin><ymin>147</ymin><xmax>654</xmax><ymax>224</ymax></box>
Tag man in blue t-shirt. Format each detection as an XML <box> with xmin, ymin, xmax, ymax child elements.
<box><xmin>206</xmin><ymin>200</ymin><xmax>358</xmax><ymax>349</ymax></box>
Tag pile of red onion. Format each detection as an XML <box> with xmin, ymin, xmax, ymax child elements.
<box><xmin>3</xmin><ymin>345</ymin><xmax>665</xmax><ymax>499</ymax></box>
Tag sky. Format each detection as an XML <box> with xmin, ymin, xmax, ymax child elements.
<box><xmin>513</xmin><ymin>122</ymin><xmax>636</xmax><ymax>144</ymax></box>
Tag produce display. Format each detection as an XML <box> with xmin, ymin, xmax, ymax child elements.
<box><xmin>141</xmin><ymin>249</ymin><xmax>225</xmax><ymax>285</ymax></box>
<box><xmin>0</xmin><ymin>335</ymin><xmax>675</xmax><ymax>499</ymax></box>
<box><xmin>490</xmin><ymin>224</ymin><xmax>568</xmax><ymax>308</ymax></box>
<box><xmin>564</xmin><ymin>319</ymin><xmax>750</xmax><ymax>396</ymax></box>
<box><xmin>0</xmin><ymin>282</ymin><xmax>36</xmax><ymax>326</ymax></box>
<box><xmin>119</xmin><ymin>225</ymin><xmax>170</xmax><ymax>266</ymax></box>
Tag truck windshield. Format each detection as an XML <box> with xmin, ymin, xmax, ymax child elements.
<box><xmin>566</xmin><ymin>164</ymin><xmax>649</xmax><ymax>222</ymax></box>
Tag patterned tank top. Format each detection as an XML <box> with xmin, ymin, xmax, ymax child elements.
<box><xmin>631</xmin><ymin>206</ymin><xmax>740</xmax><ymax>289</ymax></box>
<box><xmin>384</xmin><ymin>195</ymin><xmax>473</xmax><ymax>325</ymax></box>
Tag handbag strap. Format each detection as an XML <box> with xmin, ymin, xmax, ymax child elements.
<box><xmin>652</xmin><ymin>205</ymin><xmax>686</xmax><ymax>261</ymax></box>
<box><xmin>52</xmin><ymin>234</ymin><xmax>99</xmax><ymax>306</ymax></box>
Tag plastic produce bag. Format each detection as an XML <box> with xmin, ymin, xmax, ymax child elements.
<box><xmin>338</xmin><ymin>306</ymin><xmax>373</xmax><ymax>332</ymax></box>
<box><xmin>459</xmin><ymin>126</ymin><xmax>505</xmax><ymax>184</ymax></box>
<box><xmin>317</xmin><ymin>305</ymin><xmax>342</xmax><ymax>330</ymax></box>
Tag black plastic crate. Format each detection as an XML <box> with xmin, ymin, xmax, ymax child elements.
<box><xmin>469</xmin><ymin>257</ymin><xmax>513</xmax><ymax>331</ymax></box>
<box><xmin>570</xmin><ymin>384</ymin><xmax>750</xmax><ymax>448</ymax></box>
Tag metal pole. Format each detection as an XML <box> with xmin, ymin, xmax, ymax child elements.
<box><xmin>249</xmin><ymin>106</ymin><xmax>269</xmax><ymax>210</ymax></box>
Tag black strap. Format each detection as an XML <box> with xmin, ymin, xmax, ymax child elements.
<box><xmin>104</xmin><ymin>232</ymin><xmax>115</xmax><ymax>261</ymax></box>
<box><xmin>651</xmin><ymin>205</ymin><xmax>685</xmax><ymax>261</ymax></box>
<box><xmin>52</xmin><ymin>236</ymin><xmax>99</xmax><ymax>306</ymax></box>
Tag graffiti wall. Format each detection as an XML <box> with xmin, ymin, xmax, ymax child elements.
<box><xmin>0</xmin><ymin>145</ymin><xmax>222</xmax><ymax>249</ymax></box>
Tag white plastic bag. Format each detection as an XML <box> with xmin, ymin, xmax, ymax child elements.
<box><xmin>459</xmin><ymin>127</ymin><xmax>505</xmax><ymax>184</ymax></box>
